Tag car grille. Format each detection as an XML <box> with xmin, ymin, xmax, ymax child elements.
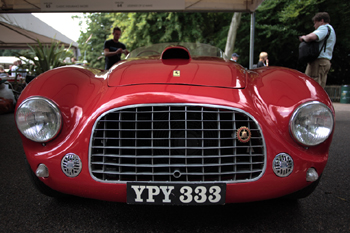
<box><xmin>89</xmin><ymin>104</ymin><xmax>265</xmax><ymax>183</ymax></box>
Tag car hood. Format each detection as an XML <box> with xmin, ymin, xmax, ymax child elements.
<box><xmin>107</xmin><ymin>58</ymin><xmax>247</xmax><ymax>89</ymax></box>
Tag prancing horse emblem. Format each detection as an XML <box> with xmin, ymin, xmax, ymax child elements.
<box><xmin>173</xmin><ymin>70</ymin><xmax>180</xmax><ymax>77</ymax></box>
<box><xmin>237</xmin><ymin>126</ymin><xmax>251</xmax><ymax>143</ymax></box>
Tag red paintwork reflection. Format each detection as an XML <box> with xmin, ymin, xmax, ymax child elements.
<box><xmin>108</xmin><ymin>58</ymin><xmax>246</xmax><ymax>88</ymax></box>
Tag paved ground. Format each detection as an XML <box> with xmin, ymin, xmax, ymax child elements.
<box><xmin>0</xmin><ymin>102</ymin><xmax>349</xmax><ymax>232</ymax></box>
<box><xmin>333</xmin><ymin>102</ymin><xmax>350</xmax><ymax>113</ymax></box>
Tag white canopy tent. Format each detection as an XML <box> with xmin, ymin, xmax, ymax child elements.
<box><xmin>0</xmin><ymin>13</ymin><xmax>79</xmax><ymax>54</ymax></box>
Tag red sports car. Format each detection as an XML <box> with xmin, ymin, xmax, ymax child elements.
<box><xmin>15</xmin><ymin>43</ymin><xmax>335</xmax><ymax>205</ymax></box>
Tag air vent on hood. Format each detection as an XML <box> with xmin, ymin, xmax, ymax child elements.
<box><xmin>161</xmin><ymin>46</ymin><xmax>191</xmax><ymax>60</ymax></box>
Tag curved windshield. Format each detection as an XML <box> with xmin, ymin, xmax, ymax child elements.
<box><xmin>126</xmin><ymin>42</ymin><xmax>226</xmax><ymax>59</ymax></box>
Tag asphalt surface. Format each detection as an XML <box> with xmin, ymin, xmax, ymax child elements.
<box><xmin>0</xmin><ymin>103</ymin><xmax>349</xmax><ymax>233</ymax></box>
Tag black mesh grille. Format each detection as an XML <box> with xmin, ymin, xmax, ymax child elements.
<box><xmin>89</xmin><ymin>104</ymin><xmax>265</xmax><ymax>182</ymax></box>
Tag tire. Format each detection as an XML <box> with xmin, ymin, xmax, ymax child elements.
<box><xmin>24</xmin><ymin>158</ymin><xmax>68</xmax><ymax>198</ymax></box>
<box><xmin>282</xmin><ymin>174</ymin><xmax>322</xmax><ymax>200</ymax></box>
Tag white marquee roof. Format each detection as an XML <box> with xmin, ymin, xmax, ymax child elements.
<box><xmin>0</xmin><ymin>13</ymin><xmax>78</xmax><ymax>49</ymax></box>
<box><xmin>1</xmin><ymin>0</ymin><xmax>264</xmax><ymax>13</ymax></box>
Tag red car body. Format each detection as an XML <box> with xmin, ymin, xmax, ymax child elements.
<box><xmin>16</xmin><ymin>43</ymin><xmax>335</xmax><ymax>204</ymax></box>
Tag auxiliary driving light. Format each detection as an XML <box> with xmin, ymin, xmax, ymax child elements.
<box><xmin>273</xmin><ymin>153</ymin><xmax>294</xmax><ymax>177</ymax></box>
<box><xmin>36</xmin><ymin>164</ymin><xmax>49</xmax><ymax>178</ymax></box>
<box><xmin>306</xmin><ymin>168</ymin><xmax>319</xmax><ymax>182</ymax></box>
<box><xmin>61</xmin><ymin>153</ymin><xmax>82</xmax><ymax>177</ymax></box>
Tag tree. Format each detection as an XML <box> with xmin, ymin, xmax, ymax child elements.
<box><xmin>224</xmin><ymin>12</ymin><xmax>242</xmax><ymax>58</ymax></box>
<box><xmin>113</xmin><ymin>12</ymin><xmax>233</xmax><ymax>52</ymax></box>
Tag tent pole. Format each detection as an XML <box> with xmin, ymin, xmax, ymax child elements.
<box><xmin>249</xmin><ymin>12</ymin><xmax>255</xmax><ymax>69</ymax></box>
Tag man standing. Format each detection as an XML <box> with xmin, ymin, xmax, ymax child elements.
<box><xmin>299</xmin><ymin>12</ymin><xmax>336</xmax><ymax>88</ymax></box>
<box><xmin>104</xmin><ymin>27</ymin><xmax>129</xmax><ymax>70</ymax></box>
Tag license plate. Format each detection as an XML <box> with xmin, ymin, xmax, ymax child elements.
<box><xmin>127</xmin><ymin>182</ymin><xmax>226</xmax><ymax>205</ymax></box>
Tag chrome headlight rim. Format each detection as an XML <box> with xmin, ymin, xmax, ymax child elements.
<box><xmin>16</xmin><ymin>96</ymin><xmax>62</xmax><ymax>143</ymax></box>
<box><xmin>289</xmin><ymin>101</ymin><xmax>334</xmax><ymax>147</ymax></box>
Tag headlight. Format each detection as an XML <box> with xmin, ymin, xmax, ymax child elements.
<box><xmin>290</xmin><ymin>101</ymin><xmax>334</xmax><ymax>146</ymax></box>
<box><xmin>16</xmin><ymin>97</ymin><xmax>62</xmax><ymax>142</ymax></box>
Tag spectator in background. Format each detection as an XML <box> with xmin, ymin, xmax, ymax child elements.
<box><xmin>103</xmin><ymin>27</ymin><xmax>129</xmax><ymax>70</ymax></box>
<box><xmin>17</xmin><ymin>60</ymin><xmax>27</xmax><ymax>81</ymax></box>
<box><xmin>231</xmin><ymin>53</ymin><xmax>239</xmax><ymax>62</ymax></box>
<box><xmin>257</xmin><ymin>52</ymin><xmax>269</xmax><ymax>67</ymax></box>
<box><xmin>0</xmin><ymin>65</ymin><xmax>8</xmax><ymax>78</ymax></box>
<box><xmin>299</xmin><ymin>12</ymin><xmax>336</xmax><ymax>88</ymax></box>
<box><xmin>10</xmin><ymin>61</ymin><xmax>19</xmax><ymax>77</ymax></box>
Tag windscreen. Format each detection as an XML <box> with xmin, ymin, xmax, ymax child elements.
<box><xmin>126</xmin><ymin>42</ymin><xmax>227</xmax><ymax>59</ymax></box>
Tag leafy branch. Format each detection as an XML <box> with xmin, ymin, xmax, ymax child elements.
<box><xmin>16</xmin><ymin>39</ymin><xmax>73</xmax><ymax>75</ymax></box>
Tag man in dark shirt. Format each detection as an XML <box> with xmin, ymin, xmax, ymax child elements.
<box><xmin>104</xmin><ymin>27</ymin><xmax>129</xmax><ymax>70</ymax></box>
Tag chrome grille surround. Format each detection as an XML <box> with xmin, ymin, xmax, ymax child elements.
<box><xmin>89</xmin><ymin>104</ymin><xmax>266</xmax><ymax>183</ymax></box>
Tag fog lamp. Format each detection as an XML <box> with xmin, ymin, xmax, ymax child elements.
<box><xmin>306</xmin><ymin>168</ymin><xmax>319</xmax><ymax>182</ymax></box>
<box><xmin>36</xmin><ymin>164</ymin><xmax>49</xmax><ymax>178</ymax></box>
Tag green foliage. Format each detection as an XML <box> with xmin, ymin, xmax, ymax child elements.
<box><xmin>15</xmin><ymin>40</ymin><xmax>72</xmax><ymax>75</ymax></box>
<box><xmin>0</xmin><ymin>49</ymin><xmax>26</xmax><ymax>56</ymax></box>
<box><xmin>117</xmin><ymin>12</ymin><xmax>232</xmax><ymax>52</ymax></box>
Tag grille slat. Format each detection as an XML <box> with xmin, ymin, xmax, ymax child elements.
<box><xmin>91</xmin><ymin>153</ymin><xmax>264</xmax><ymax>159</ymax></box>
<box><xmin>92</xmin><ymin>146</ymin><xmax>260</xmax><ymax>150</ymax></box>
<box><xmin>91</xmin><ymin>161</ymin><xmax>265</xmax><ymax>167</ymax></box>
<box><xmin>90</xmin><ymin>104</ymin><xmax>266</xmax><ymax>183</ymax></box>
<box><xmin>92</xmin><ymin>170</ymin><xmax>264</xmax><ymax>176</ymax></box>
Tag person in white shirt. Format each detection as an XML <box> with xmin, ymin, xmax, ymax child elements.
<box><xmin>299</xmin><ymin>12</ymin><xmax>336</xmax><ymax>88</ymax></box>
<box><xmin>10</xmin><ymin>61</ymin><xmax>19</xmax><ymax>77</ymax></box>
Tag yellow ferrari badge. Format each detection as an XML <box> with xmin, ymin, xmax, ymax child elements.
<box><xmin>237</xmin><ymin>126</ymin><xmax>251</xmax><ymax>143</ymax></box>
<box><xmin>173</xmin><ymin>70</ymin><xmax>180</xmax><ymax>77</ymax></box>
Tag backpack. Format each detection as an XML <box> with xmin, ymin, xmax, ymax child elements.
<box><xmin>298</xmin><ymin>26</ymin><xmax>331</xmax><ymax>64</ymax></box>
